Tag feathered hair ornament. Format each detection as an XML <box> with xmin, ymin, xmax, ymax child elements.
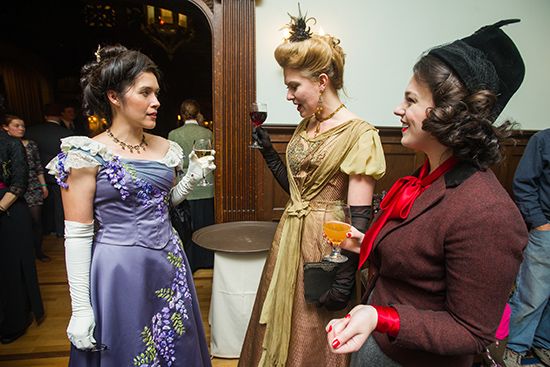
<box><xmin>286</xmin><ymin>3</ymin><xmax>316</xmax><ymax>42</ymax></box>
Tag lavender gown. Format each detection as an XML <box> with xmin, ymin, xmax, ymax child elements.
<box><xmin>48</xmin><ymin>137</ymin><xmax>211</xmax><ymax>367</ymax></box>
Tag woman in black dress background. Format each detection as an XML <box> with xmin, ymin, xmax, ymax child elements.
<box><xmin>0</xmin><ymin>99</ymin><xmax>44</xmax><ymax>344</ymax></box>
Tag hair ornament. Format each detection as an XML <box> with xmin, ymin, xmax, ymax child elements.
<box><xmin>95</xmin><ymin>45</ymin><xmax>102</xmax><ymax>63</ymax></box>
<box><xmin>286</xmin><ymin>3</ymin><xmax>316</xmax><ymax>42</ymax></box>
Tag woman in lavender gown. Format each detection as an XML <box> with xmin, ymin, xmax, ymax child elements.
<box><xmin>47</xmin><ymin>45</ymin><xmax>214</xmax><ymax>367</ymax></box>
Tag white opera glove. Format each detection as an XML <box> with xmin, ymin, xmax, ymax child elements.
<box><xmin>170</xmin><ymin>151</ymin><xmax>216</xmax><ymax>206</ymax></box>
<box><xmin>64</xmin><ymin>220</ymin><xmax>97</xmax><ymax>350</ymax></box>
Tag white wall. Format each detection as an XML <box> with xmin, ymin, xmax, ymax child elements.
<box><xmin>256</xmin><ymin>0</ymin><xmax>550</xmax><ymax>130</ymax></box>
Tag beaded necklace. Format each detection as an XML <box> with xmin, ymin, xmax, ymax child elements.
<box><xmin>314</xmin><ymin>103</ymin><xmax>345</xmax><ymax>136</ymax></box>
<box><xmin>106</xmin><ymin>129</ymin><xmax>148</xmax><ymax>154</ymax></box>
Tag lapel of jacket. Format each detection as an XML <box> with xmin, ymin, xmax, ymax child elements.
<box><xmin>373</xmin><ymin>176</ymin><xmax>447</xmax><ymax>250</ymax></box>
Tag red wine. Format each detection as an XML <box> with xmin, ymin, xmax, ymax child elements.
<box><xmin>250</xmin><ymin>111</ymin><xmax>267</xmax><ymax>127</ymax></box>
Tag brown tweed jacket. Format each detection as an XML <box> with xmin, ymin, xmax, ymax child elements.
<box><xmin>365</xmin><ymin>162</ymin><xmax>527</xmax><ymax>367</ymax></box>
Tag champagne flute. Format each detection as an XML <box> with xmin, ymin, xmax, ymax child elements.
<box><xmin>192</xmin><ymin>138</ymin><xmax>213</xmax><ymax>187</ymax></box>
<box><xmin>249</xmin><ymin>102</ymin><xmax>267</xmax><ymax>149</ymax></box>
<box><xmin>323</xmin><ymin>202</ymin><xmax>351</xmax><ymax>263</ymax></box>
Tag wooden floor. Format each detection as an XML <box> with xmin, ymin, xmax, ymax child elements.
<box><xmin>0</xmin><ymin>235</ymin><xmax>238</xmax><ymax>367</ymax></box>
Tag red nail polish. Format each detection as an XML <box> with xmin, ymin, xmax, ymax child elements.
<box><xmin>327</xmin><ymin>325</ymin><xmax>332</xmax><ymax>333</ymax></box>
<box><xmin>346</xmin><ymin>232</ymin><xmax>351</xmax><ymax>238</ymax></box>
<box><xmin>332</xmin><ymin>339</ymin><xmax>340</xmax><ymax>349</ymax></box>
<box><xmin>345</xmin><ymin>314</ymin><xmax>351</xmax><ymax>319</ymax></box>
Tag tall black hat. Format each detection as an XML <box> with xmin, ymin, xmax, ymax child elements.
<box><xmin>428</xmin><ymin>19</ymin><xmax>525</xmax><ymax>118</ymax></box>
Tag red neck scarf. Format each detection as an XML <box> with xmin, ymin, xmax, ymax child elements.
<box><xmin>358</xmin><ymin>156</ymin><xmax>458</xmax><ymax>268</ymax></box>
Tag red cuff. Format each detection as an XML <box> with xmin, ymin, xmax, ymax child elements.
<box><xmin>372</xmin><ymin>305</ymin><xmax>400</xmax><ymax>337</ymax></box>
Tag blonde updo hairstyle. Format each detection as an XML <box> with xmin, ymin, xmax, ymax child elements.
<box><xmin>274</xmin><ymin>34</ymin><xmax>346</xmax><ymax>90</ymax></box>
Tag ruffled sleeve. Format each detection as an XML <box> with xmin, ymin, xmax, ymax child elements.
<box><xmin>46</xmin><ymin>136</ymin><xmax>110</xmax><ymax>188</ymax></box>
<box><xmin>340</xmin><ymin>127</ymin><xmax>386</xmax><ymax>180</ymax></box>
<box><xmin>158</xmin><ymin>140</ymin><xmax>185</xmax><ymax>172</ymax></box>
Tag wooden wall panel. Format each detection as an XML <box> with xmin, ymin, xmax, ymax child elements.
<box><xmin>212</xmin><ymin>0</ymin><xmax>257</xmax><ymax>223</ymax></box>
<box><xmin>255</xmin><ymin>125</ymin><xmax>537</xmax><ymax>221</ymax></box>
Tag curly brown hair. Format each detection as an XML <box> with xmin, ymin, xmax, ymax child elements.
<box><xmin>413</xmin><ymin>54</ymin><xmax>516</xmax><ymax>170</ymax></box>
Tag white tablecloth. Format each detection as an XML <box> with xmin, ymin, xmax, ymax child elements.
<box><xmin>209</xmin><ymin>251</ymin><xmax>268</xmax><ymax>358</ymax></box>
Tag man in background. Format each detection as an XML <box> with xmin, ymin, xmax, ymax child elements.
<box><xmin>26</xmin><ymin>103</ymin><xmax>73</xmax><ymax>237</ymax></box>
<box><xmin>168</xmin><ymin>99</ymin><xmax>214</xmax><ymax>272</ymax></box>
<box><xmin>504</xmin><ymin>128</ymin><xmax>550</xmax><ymax>367</ymax></box>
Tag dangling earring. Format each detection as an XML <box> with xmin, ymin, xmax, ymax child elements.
<box><xmin>315</xmin><ymin>89</ymin><xmax>324</xmax><ymax>120</ymax></box>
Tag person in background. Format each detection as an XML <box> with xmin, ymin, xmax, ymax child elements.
<box><xmin>239</xmin><ymin>6</ymin><xmax>385</xmax><ymax>367</ymax></box>
<box><xmin>2</xmin><ymin>115</ymin><xmax>50</xmax><ymax>261</ymax></box>
<box><xmin>503</xmin><ymin>128</ymin><xmax>550</xmax><ymax>367</ymax></box>
<box><xmin>60</xmin><ymin>103</ymin><xmax>76</xmax><ymax>132</ymax></box>
<box><xmin>47</xmin><ymin>44</ymin><xmax>214</xmax><ymax>366</ymax></box>
<box><xmin>326</xmin><ymin>20</ymin><xmax>527</xmax><ymax>367</ymax></box>
<box><xmin>0</xmin><ymin>100</ymin><xmax>44</xmax><ymax>344</ymax></box>
<box><xmin>168</xmin><ymin>99</ymin><xmax>215</xmax><ymax>272</ymax></box>
<box><xmin>61</xmin><ymin>102</ymin><xmax>90</xmax><ymax>137</ymax></box>
<box><xmin>26</xmin><ymin>103</ymin><xmax>74</xmax><ymax>237</ymax></box>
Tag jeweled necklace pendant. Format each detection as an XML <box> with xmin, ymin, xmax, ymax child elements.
<box><xmin>314</xmin><ymin>103</ymin><xmax>346</xmax><ymax>137</ymax></box>
<box><xmin>107</xmin><ymin>129</ymin><xmax>148</xmax><ymax>154</ymax></box>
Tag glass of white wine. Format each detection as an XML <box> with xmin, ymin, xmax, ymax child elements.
<box><xmin>192</xmin><ymin>138</ymin><xmax>213</xmax><ymax>187</ymax></box>
<box><xmin>323</xmin><ymin>202</ymin><xmax>351</xmax><ymax>263</ymax></box>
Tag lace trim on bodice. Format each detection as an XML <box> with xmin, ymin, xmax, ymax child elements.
<box><xmin>46</xmin><ymin>137</ymin><xmax>184</xmax><ymax>183</ymax></box>
<box><xmin>158</xmin><ymin>141</ymin><xmax>184</xmax><ymax>169</ymax></box>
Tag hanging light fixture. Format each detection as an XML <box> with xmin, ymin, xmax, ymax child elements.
<box><xmin>142</xmin><ymin>5</ymin><xmax>195</xmax><ymax>60</ymax></box>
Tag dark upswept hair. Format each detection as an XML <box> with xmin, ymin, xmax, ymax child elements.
<box><xmin>2</xmin><ymin>114</ymin><xmax>23</xmax><ymax>127</ymax></box>
<box><xmin>414</xmin><ymin>54</ymin><xmax>515</xmax><ymax>170</ymax></box>
<box><xmin>80</xmin><ymin>45</ymin><xmax>161</xmax><ymax>124</ymax></box>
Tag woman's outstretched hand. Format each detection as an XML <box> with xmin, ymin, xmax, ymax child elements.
<box><xmin>326</xmin><ymin>304</ymin><xmax>378</xmax><ymax>354</ymax></box>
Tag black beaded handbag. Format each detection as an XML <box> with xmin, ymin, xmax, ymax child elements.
<box><xmin>303</xmin><ymin>261</ymin><xmax>339</xmax><ymax>304</ymax></box>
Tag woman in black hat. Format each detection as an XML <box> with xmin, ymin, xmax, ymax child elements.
<box><xmin>325</xmin><ymin>20</ymin><xmax>528</xmax><ymax>367</ymax></box>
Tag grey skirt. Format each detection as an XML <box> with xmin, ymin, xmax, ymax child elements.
<box><xmin>350</xmin><ymin>336</ymin><xmax>402</xmax><ymax>367</ymax></box>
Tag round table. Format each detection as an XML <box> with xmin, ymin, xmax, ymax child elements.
<box><xmin>192</xmin><ymin>221</ymin><xmax>277</xmax><ymax>358</ymax></box>
<box><xmin>192</xmin><ymin>220</ymin><xmax>277</xmax><ymax>253</ymax></box>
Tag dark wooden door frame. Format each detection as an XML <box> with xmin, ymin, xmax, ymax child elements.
<box><xmin>190</xmin><ymin>0</ymin><xmax>257</xmax><ymax>223</ymax></box>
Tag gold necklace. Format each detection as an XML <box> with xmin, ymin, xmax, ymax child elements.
<box><xmin>106</xmin><ymin>129</ymin><xmax>148</xmax><ymax>154</ymax></box>
<box><xmin>314</xmin><ymin>103</ymin><xmax>345</xmax><ymax>136</ymax></box>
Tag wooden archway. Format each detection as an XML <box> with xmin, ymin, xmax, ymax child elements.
<box><xmin>190</xmin><ymin>0</ymin><xmax>258</xmax><ymax>223</ymax></box>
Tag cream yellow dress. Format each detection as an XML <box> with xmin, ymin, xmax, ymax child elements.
<box><xmin>239</xmin><ymin>118</ymin><xmax>385</xmax><ymax>367</ymax></box>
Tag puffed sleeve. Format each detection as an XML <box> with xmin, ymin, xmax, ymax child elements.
<box><xmin>340</xmin><ymin>128</ymin><xmax>386</xmax><ymax>180</ymax></box>
<box><xmin>46</xmin><ymin>136</ymin><xmax>107</xmax><ymax>188</ymax></box>
<box><xmin>161</xmin><ymin>140</ymin><xmax>185</xmax><ymax>175</ymax></box>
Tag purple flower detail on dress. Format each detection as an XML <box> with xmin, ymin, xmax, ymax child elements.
<box><xmin>55</xmin><ymin>152</ymin><xmax>69</xmax><ymax>189</ymax></box>
<box><xmin>105</xmin><ymin>157</ymin><xmax>130</xmax><ymax>200</ymax></box>
<box><xmin>133</xmin><ymin>231</ymin><xmax>191</xmax><ymax>367</ymax></box>
<box><xmin>135</xmin><ymin>178</ymin><xmax>169</xmax><ymax>222</ymax></box>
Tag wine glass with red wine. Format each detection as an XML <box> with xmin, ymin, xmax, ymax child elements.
<box><xmin>249</xmin><ymin>102</ymin><xmax>267</xmax><ymax>149</ymax></box>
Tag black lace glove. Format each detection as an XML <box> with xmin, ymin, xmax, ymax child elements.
<box><xmin>318</xmin><ymin>205</ymin><xmax>372</xmax><ymax>311</ymax></box>
<box><xmin>253</xmin><ymin>127</ymin><xmax>290</xmax><ymax>194</ymax></box>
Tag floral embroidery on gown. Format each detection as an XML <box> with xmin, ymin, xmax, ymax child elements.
<box><xmin>47</xmin><ymin>136</ymin><xmax>211</xmax><ymax>367</ymax></box>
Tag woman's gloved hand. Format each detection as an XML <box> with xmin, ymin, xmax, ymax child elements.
<box><xmin>253</xmin><ymin>127</ymin><xmax>289</xmax><ymax>194</ymax></box>
<box><xmin>171</xmin><ymin>151</ymin><xmax>216</xmax><ymax>206</ymax></box>
<box><xmin>64</xmin><ymin>220</ymin><xmax>97</xmax><ymax>350</ymax></box>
